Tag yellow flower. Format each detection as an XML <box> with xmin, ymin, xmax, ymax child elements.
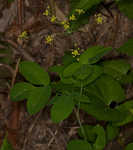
<box><xmin>51</xmin><ymin>15</ymin><xmax>56</xmax><ymax>22</ymax></box>
<box><xmin>61</xmin><ymin>21</ymin><xmax>70</xmax><ymax>30</ymax></box>
<box><xmin>18</xmin><ymin>31</ymin><xmax>28</xmax><ymax>39</ymax></box>
<box><xmin>43</xmin><ymin>9</ymin><xmax>49</xmax><ymax>16</ymax></box>
<box><xmin>69</xmin><ymin>14</ymin><xmax>76</xmax><ymax>21</ymax></box>
<box><xmin>64</xmin><ymin>23</ymin><xmax>70</xmax><ymax>30</ymax></box>
<box><xmin>45</xmin><ymin>35</ymin><xmax>54</xmax><ymax>44</ymax></box>
<box><xmin>95</xmin><ymin>13</ymin><xmax>105</xmax><ymax>24</ymax></box>
<box><xmin>75</xmin><ymin>9</ymin><xmax>85</xmax><ymax>15</ymax></box>
<box><xmin>61</xmin><ymin>20</ymin><xmax>67</xmax><ymax>25</ymax></box>
<box><xmin>72</xmin><ymin>50</ymin><xmax>80</xmax><ymax>57</ymax></box>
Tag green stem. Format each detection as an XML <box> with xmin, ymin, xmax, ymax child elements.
<box><xmin>74</xmin><ymin>82</ymin><xmax>87</xmax><ymax>141</ymax></box>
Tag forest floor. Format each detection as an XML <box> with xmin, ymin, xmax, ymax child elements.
<box><xmin>0</xmin><ymin>0</ymin><xmax>133</xmax><ymax>150</ymax></box>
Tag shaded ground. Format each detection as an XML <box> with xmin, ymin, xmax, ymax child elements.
<box><xmin>0</xmin><ymin>0</ymin><xmax>133</xmax><ymax>150</ymax></box>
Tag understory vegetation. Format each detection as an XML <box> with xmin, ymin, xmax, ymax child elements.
<box><xmin>1</xmin><ymin>0</ymin><xmax>133</xmax><ymax>150</ymax></box>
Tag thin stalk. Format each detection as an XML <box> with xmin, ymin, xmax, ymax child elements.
<box><xmin>74</xmin><ymin>82</ymin><xmax>87</xmax><ymax>141</ymax></box>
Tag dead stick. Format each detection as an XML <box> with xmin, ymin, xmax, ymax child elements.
<box><xmin>7</xmin><ymin>58</ymin><xmax>21</xmax><ymax>149</ymax></box>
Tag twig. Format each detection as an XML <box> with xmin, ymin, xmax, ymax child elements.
<box><xmin>22</xmin><ymin>110</ymin><xmax>43</xmax><ymax>150</ymax></box>
<box><xmin>7</xmin><ymin>39</ymin><xmax>35</xmax><ymax>62</ymax></box>
<box><xmin>0</xmin><ymin>63</ymin><xmax>14</xmax><ymax>75</ymax></box>
<box><xmin>48</xmin><ymin>129</ymin><xmax>58</xmax><ymax>147</ymax></box>
<box><xmin>17</xmin><ymin>0</ymin><xmax>24</xmax><ymax>27</ymax></box>
<box><xmin>7</xmin><ymin>58</ymin><xmax>21</xmax><ymax>150</ymax></box>
<box><xmin>11</xmin><ymin>57</ymin><xmax>21</xmax><ymax>87</ymax></box>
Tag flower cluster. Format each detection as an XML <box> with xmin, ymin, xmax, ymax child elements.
<box><xmin>71</xmin><ymin>46</ymin><xmax>82</xmax><ymax>61</ymax></box>
<box><xmin>61</xmin><ymin>20</ymin><xmax>70</xmax><ymax>30</ymax></box>
<box><xmin>69</xmin><ymin>14</ymin><xmax>76</xmax><ymax>21</ymax></box>
<box><xmin>75</xmin><ymin>9</ymin><xmax>85</xmax><ymax>15</ymax></box>
<box><xmin>72</xmin><ymin>49</ymin><xmax>80</xmax><ymax>57</ymax></box>
<box><xmin>43</xmin><ymin>6</ymin><xmax>50</xmax><ymax>16</ymax></box>
<box><xmin>18</xmin><ymin>31</ymin><xmax>28</xmax><ymax>40</ymax></box>
<box><xmin>94</xmin><ymin>13</ymin><xmax>106</xmax><ymax>24</ymax></box>
<box><xmin>45</xmin><ymin>35</ymin><xmax>54</xmax><ymax>44</ymax></box>
<box><xmin>43</xmin><ymin>6</ymin><xmax>57</xmax><ymax>23</ymax></box>
<box><xmin>51</xmin><ymin>15</ymin><xmax>56</xmax><ymax>23</ymax></box>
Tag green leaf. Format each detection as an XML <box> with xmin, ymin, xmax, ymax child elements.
<box><xmin>10</xmin><ymin>82</ymin><xmax>35</xmax><ymax>101</ymax></box>
<box><xmin>85</xmin><ymin>84</ymin><xmax>103</xmax><ymax>101</ymax></box>
<box><xmin>62</xmin><ymin>53</ymin><xmax>76</xmax><ymax>66</ymax></box>
<box><xmin>106</xmin><ymin>124</ymin><xmax>120</xmax><ymax>142</ymax></box>
<box><xmin>70</xmin><ymin>0</ymin><xmax>102</xmax><ymax>13</ymax></box>
<box><xmin>95</xmin><ymin>75</ymin><xmax>125</xmax><ymax>105</ymax></box>
<box><xmin>27</xmin><ymin>86</ymin><xmax>51</xmax><ymax>115</ymax></box>
<box><xmin>93</xmin><ymin>125</ymin><xmax>106</xmax><ymax>150</ymax></box>
<box><xmin>115</xmin><ymin>100</ymin><xmax>133</xmax><ymax>126</ymax></box>
<box><xmin>125</xmin><ymin>143</ymin><xmax>133</xmax><ymax>150</ymax></box>
<box><xmin>78</xmin><ymin>125</ymin><xmax>96</xmax><ymax>142</ymax></box>
<box><xmin>62</xmin><ymin>65</ymin><xmax>103</xmax><ymax>87</ymax></box>
<box><xmin>63</xmin><ymin>62</ymin><xmax>81</xmax><ymax>77</ymax></box>
<box><xmin>0</xmin><ymin>136</ymin><xmax>14</xmax><ymax>150</ymax></box>
<box><xmin>48</xmin><ymin>65</ymin><xmax>64</xmax><ymax>76</ymax></box>
<box><xmin>73</xmin><ymin>93</ymin><xmax>90</xmax><ymax>103</ymax></box>
<box><xmin>119</xmin><ymin>71</ymin><xmax>133</xmax><ymax>84</ymax></box>
<box><xmin>19</xmin><ymin>61</ymin><xmax>50</xmax><ymax>86</ymax></box>
<box><xmin>80</xmin><ymin>98</ymin><xmax>126</xmax><ymax>122</ymax></box>
<box><xmin>102</xmin><ymin>59</ymin><xmax>131</xmax><ymax>79</ymax></box>
<box><xmin>117</xmin><ymin>0</ymin><xmax>133</xmax><ymax>19</ymax></box>
<box><xmin>82</xmin><ymin>65</ymin><xmax>103</xmax><ymax>86</ymax></box>
<box><xmin>61</xmin><ymin>76</ymin><xmax>78</xmax><ymax>85</ymax></box>
<box><xmin>79</xmin><ymin>46</ymin><xmax>112</xmax><ymax>64</ymax></box>
<box><xmin>73</xmin><ymin>64</ymin><xmax>93</xmax><ymax>80</ymax></box>
<box><xmin>67</xmin><ymin>140</ymin><xmax>92</xmax><ymax>150</ymax></box>
<box><xmin>117</xmin><ymin>38</ymin><xmax>133</xmax><ymax>56</ymax></box>
<box><xmin>51</xmin><ymin>81</ymin><xmax>79</xmax><ymax>95</ymax></box>
<box><xmin>51</xmin><ymin>95</ymin><xmax>75</xmax><ymax>123</ymax></box>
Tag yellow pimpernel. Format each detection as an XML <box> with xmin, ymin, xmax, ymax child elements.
<box><xmin>45</xmin><ymin>35</ymin><xmax>54</xmax><ymax>44</ymax></box>
<box><xmin>72</xmin><ymin>50</ymin><xmax>80</xmax><ymax>57</ymax></box>
<box><xmin>69</xmin><ymin>14</ymin><xmax>76</xmax><ymax>21</ymax></box>
<box><xmin>51</xmin><ymin>15</ymin><xmax>56</xmax><ymax>23</ymax></box>
<box><xmin>75</xmin><ymin>9</ymin><xmax>85</xmax><ymax>15</ymax></box>
<box><xmin>95</xmin><ymin>13</ymin><xmax>105</xmax><ymax>24</ymax></box>
<box><xmin>64</xmin><ymin>23</ymin><xmax>70</xmax><ymax>30</ymax></box>
<box><xmin>43</xmin><ymin>9</ymin><xmax>49</xmax><ymax>16</ymax></box>
<box><xmin>61</xmin><ymin>21</ymin><xmax>70</xmax><ymax>30</ymax></box>
<box><xmin>61</xmin><ymin>21</ymin><xmax>67</xmax><ymax>25</ymax></box>
<box><xmin>18</xmin><ymin>31</ymin><xmax>28</xmax><ymax>39</ymax></box>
